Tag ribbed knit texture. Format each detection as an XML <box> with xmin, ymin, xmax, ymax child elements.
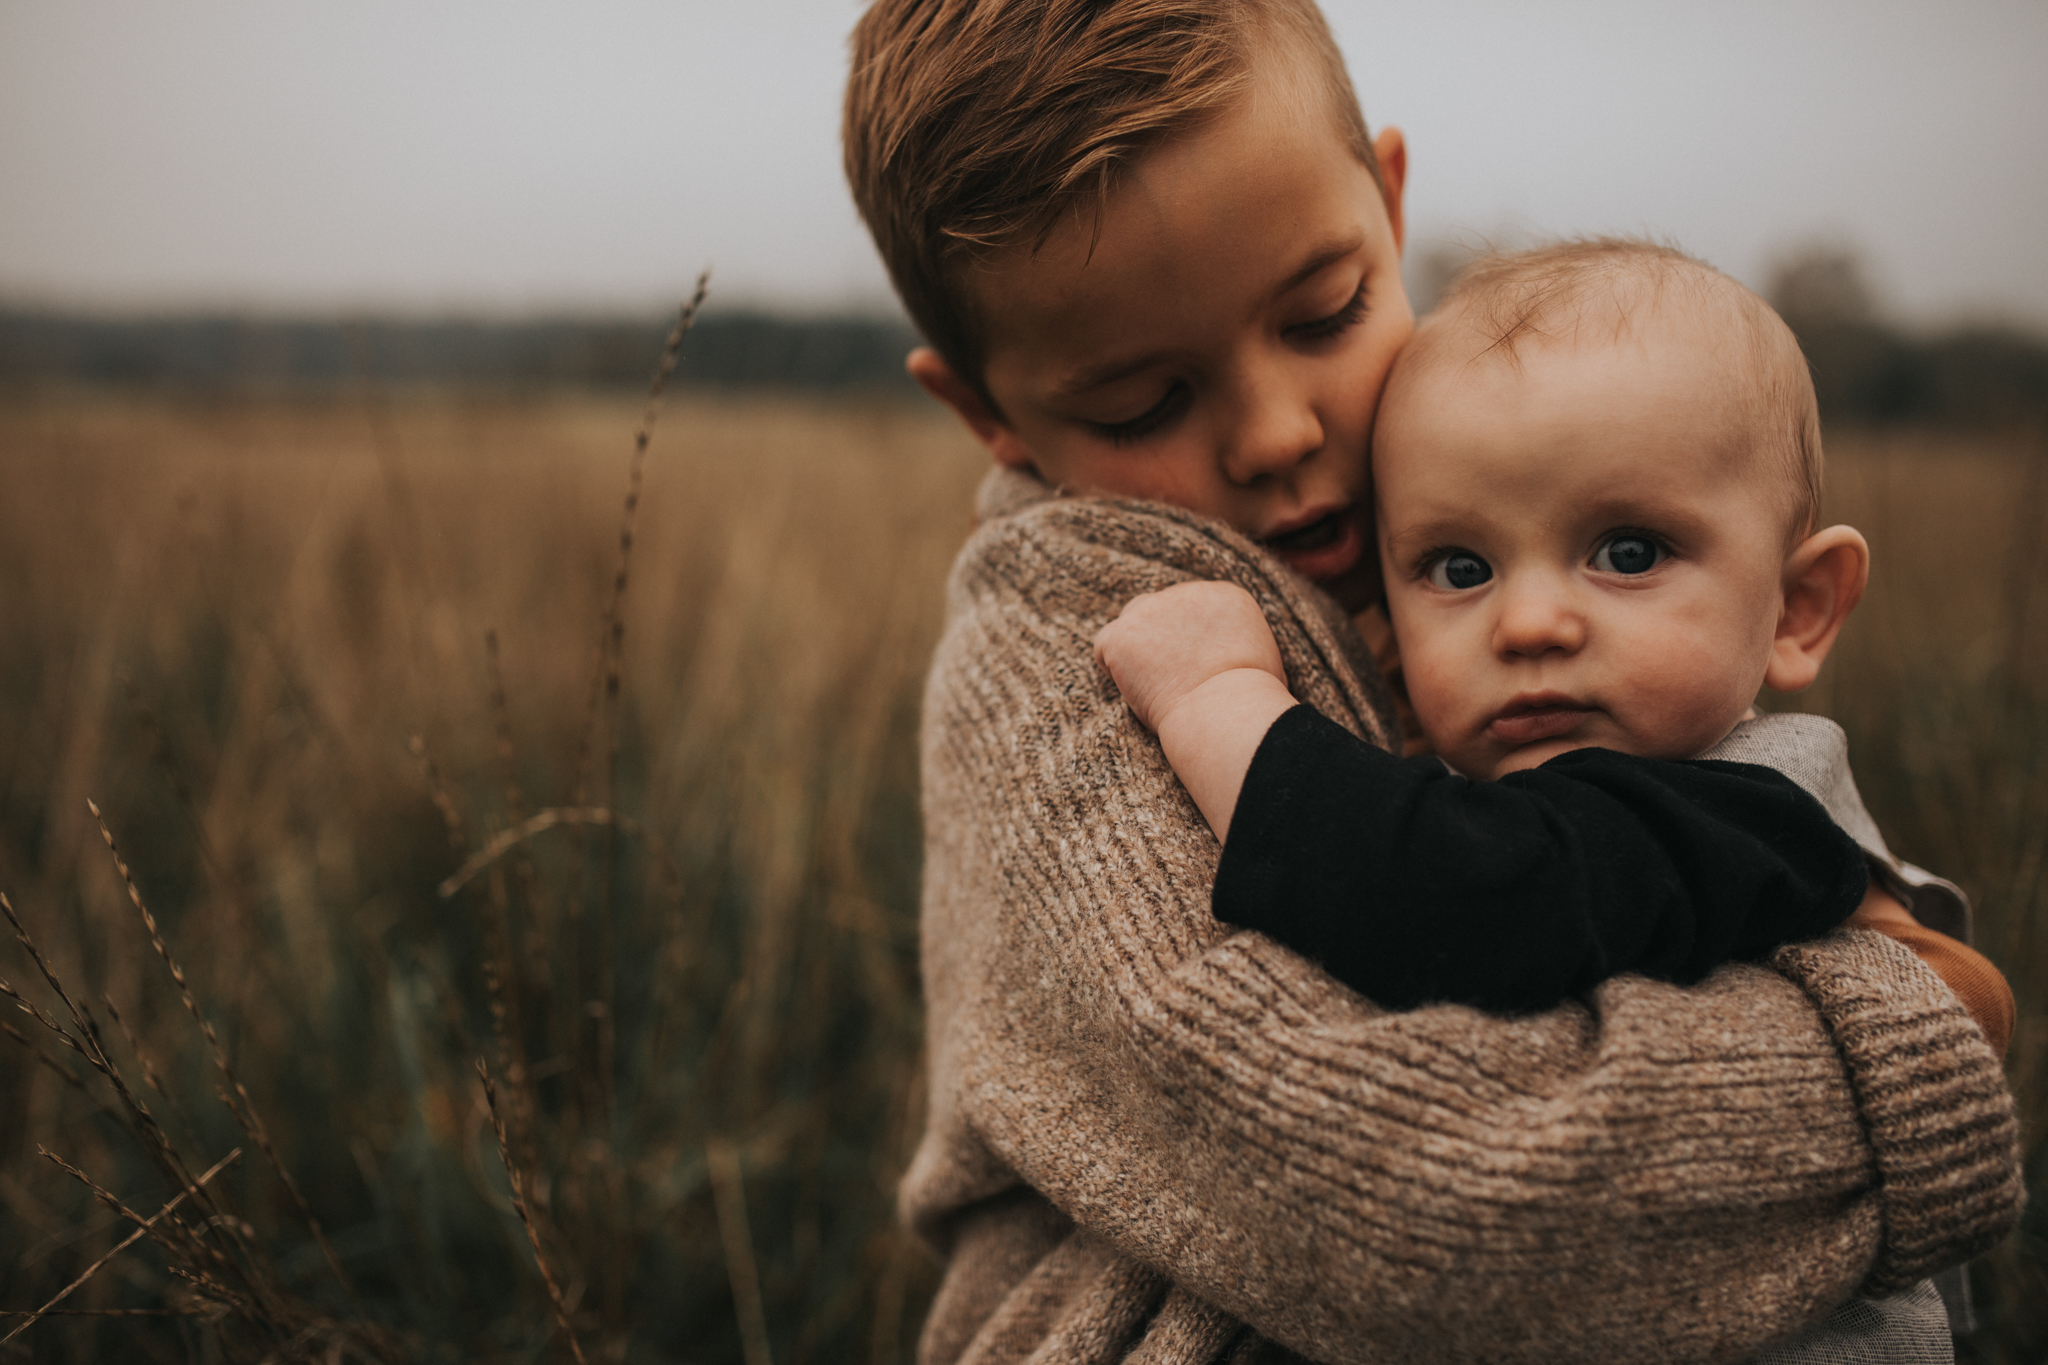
<box><xmin>906</xmin><ymin>470</ymin><xmax>2023</xmax><ymax>1365</ymax></box>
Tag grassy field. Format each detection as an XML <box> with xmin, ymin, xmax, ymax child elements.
<box><xmin>0</xmin><ymin>388</ymin><xmax>2041</xmax><ymax>1362</ymax></box>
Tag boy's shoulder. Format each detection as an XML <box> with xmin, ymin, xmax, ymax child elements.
<box><xmin>953</xmin><ymin>467</ymin><xmax>1304</xmax><ymax>618</ymax></box>
<box><xmin>943</xmin><ymin>467</ymin><xmax>1399</xmax><ymax>750</ymax></box>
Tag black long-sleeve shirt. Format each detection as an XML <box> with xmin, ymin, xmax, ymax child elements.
<box><xmin>1212</xmin><ymin>705</ymin><xmax>1868</xmax><ymax>1013</ymax></box>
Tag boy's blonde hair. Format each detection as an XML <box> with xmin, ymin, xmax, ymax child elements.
<box><xmin>844</xmin><ymin>0</ymin><xmax>1379</xmax><ymax>410</ymax></box>
<box><xmin>1416</xmin><ymin>239</ymin><xmax>1824</xmax><ymax>538</ymax></box>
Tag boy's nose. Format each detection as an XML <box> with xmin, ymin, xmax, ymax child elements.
<box><xmin>1222</xmin><ymin>374</ymin><xmax>1323</xmax><ymax>485</ymax></box>
<box><xmin>1492</xmin><ymin>574</ymin><xmax>1587</xmax><ymax>658</ymax></box>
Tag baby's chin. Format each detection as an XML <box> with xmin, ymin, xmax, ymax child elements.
<box><xmin>1457</xmin><ymin>736</ymin><xmax>1644</xmax><ymax>781</ymax></box>
<box><xmin>1471</xmin><ymin>741</ymin><xmax>1584</xmax><ymax>781</ymax></box>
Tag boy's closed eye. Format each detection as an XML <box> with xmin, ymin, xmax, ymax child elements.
<box><xmin>1285</xmin><ymin>281</ymin><xmax>1370</xmax><ymax>344</ymax></box>
<box><xmin>1089</xmin><ymin>381</ymin><xmax>1192</xmax><ymax>446</ymax></box>
<box><xmin>1084</xmin><ymin>279</ymin><xmax>1374</xmax><ymax>448</ymax></box>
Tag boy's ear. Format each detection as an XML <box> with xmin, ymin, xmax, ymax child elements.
<box><xmin>1373</xmin><ymin>126</ymin><xmax>1407</xmax><ymax>255</ymax></box>
<box><xmin>906</xmin><ymin>347</ymin><xmax>1037</xmax><ymax>471</ymax></box>
<box><xmin>1764</xmin><ymin>524</ymin><xmax>1869</xmax><ymax>693</ymax></box>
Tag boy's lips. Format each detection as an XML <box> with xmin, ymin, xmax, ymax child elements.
<box><xmin>1258</xmin><ymin>508</ymin><xmax>1361</xmax><ymax>582</ymax></box>
<box><xmin>1488</xmin><ymin>694</ymin><xmax>1598</xmax><ymax>745</ymax></box>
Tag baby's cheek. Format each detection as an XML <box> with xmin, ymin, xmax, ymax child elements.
<box><xmin>1632</xmin><ymin>656</ymin><xmax>1758</xmax><ymax>757</ymax></box>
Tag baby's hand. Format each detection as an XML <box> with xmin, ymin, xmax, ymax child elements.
<box><xmin>1094</xmin><ymin>581</ymin><xmax>1285</xmax><ymax>733</ymax></box>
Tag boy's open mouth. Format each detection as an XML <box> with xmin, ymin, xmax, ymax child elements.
<box><xmin>1260</xmin><ymin>511</ymin><xmax>1347</xmax><ymax>554</ymax></box>
<box><xmin>1257</xmin><ymin>509</ymin><xmax>1363</xmax><ymax>583</ymax></box>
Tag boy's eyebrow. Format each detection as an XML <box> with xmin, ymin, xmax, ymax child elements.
<box><xmin>1056</xmin><ymin>352</ymin><xmax>1167</xmax><ymax>397</ymax></box>
<box><xmin>1279</xmin><ymin>234</ymin><xmax>1366</xmax><ymax>295</ymax></box>
<box><xmin>1055</xmin><ymin>236</ymin><xmax>1367</xmax><ymax>397</ymax></box>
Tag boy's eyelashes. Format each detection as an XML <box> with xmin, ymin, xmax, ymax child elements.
<box><xmin>1284</xmin><ymin>282</ymin><xmax>1369</xmax><ymax>343</ymax></box>
<box><xmin>1078</xmin><ymin>283</ymin><xmax>1370</xmax><ymax>447</ymax></box>
<box><xmin>1088</xmin><ymin>380</ymin><xmax>1191</xmax><ymax>446</ymax></box>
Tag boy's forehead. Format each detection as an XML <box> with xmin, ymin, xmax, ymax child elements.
<box><xmin>967</xmin><ymin>57</ymin><xmax>1388</xmax><ymax>378</ymax></box>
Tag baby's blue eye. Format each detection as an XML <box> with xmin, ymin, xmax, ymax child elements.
<box><xmin>1595</xmin><ymin>535</ymin><xmax>1663</xmax><ymax>575</ymax></box>
<box><xmin>1427</xmin><ymin>551</ymin><xmax>1492</xmax><ymax>590</ymax></box>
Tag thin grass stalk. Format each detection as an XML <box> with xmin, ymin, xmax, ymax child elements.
<box><xmin>0</xmin><ymin>1017</ymin><xmax>96</xmax><ymax>1097</ymax></box>
<box><xmin>0</xmin><ymin>1309</ymin><xmax>201</xmax><ymax>1318</ymax></box>
<box><xmin>484</xmin><ymin>629</ymin><xmax>549</xmax><ymax>1057</ymax></box>
<box><xmin>477</xmin><ymin>1060</ymin><xmax>587</xmax><ymax>1365</ymax></box>
<box><xmin>9</xmin><ymin>907</ymin><xmax>286</xmax><ymax>1346</ymax></box>
<box><xmin>0</xmin><ymin>892</ymin><xmax>235</xmax><ymax>1273</ymax></box>
<box><xmin>85</xmin><ymin>799</ymin><xmax>365</xmax><ymax>1318</ymax></box>
<box><xmin>479</xmin><ymin>822</ymin><xmax>541</xmax><ymax>1207</ymax></box>
<box><xmin>0</xmin><ymin>1147</ymin><xmax>243</xmax><ymax>1347</ymax></box>
<box><xmin>436</xmin><ymin>806</ymin><xmax>683</xmax><ymax>905</ymax></box>
<box><xmin>589</xmin><ymin>273</ymin><xmax>713</xmax><ymax>1181</ymax></box>
<box><xmin>571</xmin><ymin>270</ymin><xmax>712</xmax><ymax>813</ymax></box>
<box><xmin>36</xmin><ymin>1146</ymin><xmax>250</xmax><ymax>1318</ymax></box>
<box><xmin>707</xmin><ymin>1138</ymin><xmax>774</xmax><ymax>1365</ymax></box>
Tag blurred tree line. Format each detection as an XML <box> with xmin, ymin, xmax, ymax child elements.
<box><xmin>7</xmin><ymin>247</ymin><xmax>2046</xmax><ymax>423</ymax></box>
<box><xmin>0</xmin><ymin>308</ymin><xmax>922</xmax><ymax>395</ymax></box>
<box><xmin>1770</xmin><ymin>247</ymin><xmax>2048</xmax><ymax>427</ymax></box>
<box><xmin>1405</xmin><ymin>240</ymin><xmax>2048</xmax><ymax>430</ymax></box>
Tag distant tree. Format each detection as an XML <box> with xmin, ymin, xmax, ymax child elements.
<box><xmin>1769</xmin><ymin>244</ymin><xmax>1926</xmax><ymax>423</ymax></box>
<box><xmin>1768</xmin><ymin>245</ymin><xmax>1877</xmax><ymax>332</ymax></box>
<box><xmin>1767</xmin><ymin>242</ymin><xmax>2048</xmax><ymax>428</ymax></box>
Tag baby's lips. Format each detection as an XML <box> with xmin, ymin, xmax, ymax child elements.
<box><xmin>1487</xmin><ymin>704</ymin><xmax>1595</xmax><ymax>745</ymax></box>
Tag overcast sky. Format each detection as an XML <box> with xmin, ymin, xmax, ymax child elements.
<box><xmin>3</xmin><ymin>0</ymin><xmax>2044</xmax><ymax>328</ymax></box>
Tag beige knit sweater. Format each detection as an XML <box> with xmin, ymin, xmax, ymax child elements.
<box><xmin>904</xmin><ymin>470</ymin><xmax>2022</xmax><ymax>1365</ymax></box>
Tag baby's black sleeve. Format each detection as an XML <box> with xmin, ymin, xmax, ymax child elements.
<box><xmin>1211</xmin><ymin>705</ymin><xmax>1868</xmax><ymax>1013</ymax></box>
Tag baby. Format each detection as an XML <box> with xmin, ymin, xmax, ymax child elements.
<box><xmin>1098</xmin><ymin>239</ymin><xmax>2012</xmax><ymax>1017</ymax></box>
<box><xmin>1097</xmin><ymin>239</ymin><xmax>2009</xmax><ymax>1357</ymax></box>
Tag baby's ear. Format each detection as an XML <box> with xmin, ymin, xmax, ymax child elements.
<box><xmin>1765</xmin><ymin>525</ymin><xmax>1870</xmax><ymax>693</ymax></box>
<box><xmin>906</xmin><ymin>348</ymin><xmax>1036</xmax><ymax>471</ymax></box>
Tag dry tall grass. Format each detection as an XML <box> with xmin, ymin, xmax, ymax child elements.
<box><xmin>0</xmin><ymin>390</ymin><xmax>2040</xmax><ymax>1361</ymax></box>
<box><xmin>0</xmin><ymin>385</ymin><xmax>981</xmax><ymax>1361</ymax></box>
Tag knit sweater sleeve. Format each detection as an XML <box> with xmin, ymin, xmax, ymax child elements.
<box><xmin>902</xmin><ymin>493</ymin><xmax>2023</xmax><ymax>1365</ymax></box>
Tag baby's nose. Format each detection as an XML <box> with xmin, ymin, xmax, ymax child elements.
<box><xmin>1493</xmin><ymin>577</ymin><xmax>1587</xmax><ymax>657</ymax></box>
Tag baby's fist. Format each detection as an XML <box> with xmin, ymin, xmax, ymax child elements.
<box><xmin>1094</xmin><ymin>581</ymin><xmax>1286</xmax><ymax>733</ymax></box>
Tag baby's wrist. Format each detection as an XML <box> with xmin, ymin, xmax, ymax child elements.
<box><xmin>1156</xmin><ymin>667</ymin><xmax>1294</xmax><ymax>737</ymax></box>
<box><xmin>1154</xmin><ymin>669</ymin><xmax>1297</xmax><ymax>841</ymax></box>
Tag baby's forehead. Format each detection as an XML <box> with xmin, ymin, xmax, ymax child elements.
<box><xmin>1387</xmin><ymin>270</ymin><xmax>1784</xmax><ymax>455</ymax></box>
<box><xmin>1408</xmin><ymin>266</ymin><xmax>1758</xmax><ymax>381</ymax></box>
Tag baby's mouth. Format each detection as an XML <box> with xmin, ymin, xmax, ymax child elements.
<box><xmin>1488</xmin><ymin>697</ymin><xmax>1597</xmax><ymax>745</ymax></box>
<box><xmin>1260</xmin><ymin>512</ymin><xmax>1347</xmax><ymax>553</ymax></box>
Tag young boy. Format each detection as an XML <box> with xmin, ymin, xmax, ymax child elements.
<box><xmin>845</xmin><ymin>3</ymin><xmax>2021</xmax><ymax>1361</ymax></box>
<box><xmin>1095</xmin><ymin>241</ymin><xmax>2012</xmax><ymax>1046</ymax></box>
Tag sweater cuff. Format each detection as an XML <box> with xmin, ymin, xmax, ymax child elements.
<box><xmin>1770</xmin><ymin>928</ymin><xmax>2024</xmax><ymax>1292</ymax></box>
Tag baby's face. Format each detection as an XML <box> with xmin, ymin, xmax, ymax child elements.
<box><xmin>1374</xmin><ymin>310</ymin><xmax>1794</xmax><ymax>780</ymax></box>
<box><xmin>966</xmin><ymin>51</ymin><xmax>1412</xmax><ymax>606</ymax></box>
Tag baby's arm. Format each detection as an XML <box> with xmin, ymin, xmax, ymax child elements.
<box><xmin>1098</xmin><ymin>581</ymin><xmax>1870</xmax><ymax>1012</ymax></box>
<box><xmin>1092</xmin><ymin>580</ymin><xmax>1302</xmax><ymax>840</ymax></box>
